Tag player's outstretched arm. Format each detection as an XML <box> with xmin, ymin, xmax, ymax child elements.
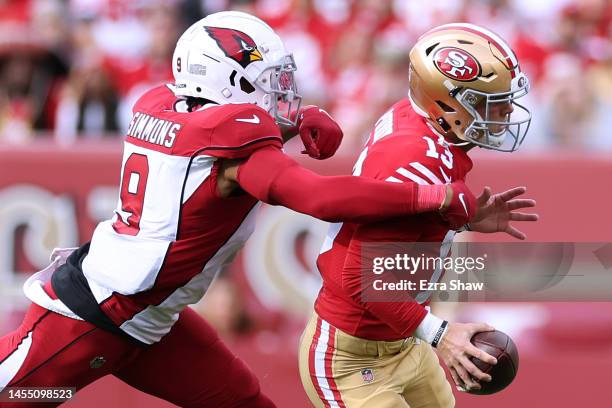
<box><xmin>224</xmin><ymin>146</ymin><xmax>475</xmax><ymax>224</ymax></box>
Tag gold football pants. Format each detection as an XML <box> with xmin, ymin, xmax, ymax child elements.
<box><xmin>298</xmin><ymin>313</ymin><xmax>454</xmax><ymax>408</ymax></box>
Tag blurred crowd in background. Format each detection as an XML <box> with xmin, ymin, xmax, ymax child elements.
<box><xmin>0</xmin><ymin>0</ymin><xmax>610</xmax><ymax>150</ymax></box>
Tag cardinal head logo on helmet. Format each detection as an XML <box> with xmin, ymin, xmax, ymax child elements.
<box><xmin>205</xmin><ymin>26</ymin><xmax>263</xmax><ymax>68</ymax></box>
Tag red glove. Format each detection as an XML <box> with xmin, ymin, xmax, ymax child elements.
<box><xmin>294</xmin><ymin>105</ymin><xmax>343</xmax><ymax>160</ymax></box>
<box><xmin>440</xmin><ymin>181</ymin><xmax>477</xmax><ymax>230</ymax></box>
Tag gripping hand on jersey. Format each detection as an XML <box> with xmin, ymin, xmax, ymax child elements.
<box><xmin>292</xmin><ymin>105</ymin><xmax>343</xmax><ymax>160</ymax></box>
<box><xmin>469</xmin><ymin>186</ymin><xmax>538</xmax><ymax>240</ymax></box>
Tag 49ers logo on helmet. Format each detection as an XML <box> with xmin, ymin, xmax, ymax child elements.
<box><xmin>433</xmin><ymin>47</ymin><xmax>481</xmax><ymax>81</ymax></box>
<box><xmin>205</xmin><ymin>26</ymin><xmax>263</xmax><ymax>68</ymax></box>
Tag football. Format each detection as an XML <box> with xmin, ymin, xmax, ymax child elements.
<box><xmin>469</xmin><ymin>330</ymin><xmax>519</xmax><ymax>395</ymax></box>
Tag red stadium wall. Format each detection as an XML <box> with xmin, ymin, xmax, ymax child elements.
<box><xmin>1</xmin><ymin>142</ymin><xmax>612</xmax><ymax>407</ymax></box>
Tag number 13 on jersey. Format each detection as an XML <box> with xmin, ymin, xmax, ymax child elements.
<box><xmin>423</xmin><ymin>136</ymin><xmax>453</xmax><ymax>169</ymax></box>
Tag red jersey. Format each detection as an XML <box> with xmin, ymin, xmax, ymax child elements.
<box><xmin>314</xmin><ymin>99</ymin><xmax>473</xmax><ymax>341</ymax></box>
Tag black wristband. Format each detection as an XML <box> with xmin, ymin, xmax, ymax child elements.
<box><xmin>431</xmin><ymin>320</ymin><xmax>449</xmax><ymax>348</ymax></box>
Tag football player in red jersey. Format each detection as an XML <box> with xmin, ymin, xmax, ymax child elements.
<box><xmin>0</xmin><ymin>12</ymin><xmax>477</xmax><ymax>408</ymax></box>
<box><xmin>299</xmin><ymin>23</ymin><xmax>538</xmax><ymax>408</ymax></box>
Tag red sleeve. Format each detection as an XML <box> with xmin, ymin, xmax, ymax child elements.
<box><xmin>236</xmin><ymin>146</ymin><xmax>447</xmax><ymax>223</ymax></box>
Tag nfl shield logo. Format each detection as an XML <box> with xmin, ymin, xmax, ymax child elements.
<box><xmin>361</xmin><ymin>368</ymin><xmax>374</xmax><ymax>383</ymax></box>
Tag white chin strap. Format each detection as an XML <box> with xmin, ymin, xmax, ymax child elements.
<box><xmin>487</xmin><ymin>131</ymin><xmax>507</xmax><ymax>147</ymax></box>
<box><xmin>448</xmin><ymin>140</ymin><xmax>472</xmax><ymax>147</ymax></box>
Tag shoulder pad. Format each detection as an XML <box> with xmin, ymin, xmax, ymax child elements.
<box><xmin>132</xmin><ymin>85</ymin><xmax>175</xmax><ymax>114</ymax></box>
<box><xmin>187</xmin><ymin>104</ymin><xmax>282</xmax><ymax>159</ymax></box>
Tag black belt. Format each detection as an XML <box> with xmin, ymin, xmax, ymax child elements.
<box><xmin>51</xmin><ymin>243</ymin><xmax>147</xmax><ymax>347</ymax></box>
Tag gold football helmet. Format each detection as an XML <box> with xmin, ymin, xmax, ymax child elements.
<box><xmin>409</xmin><ymin>23</ymin><xmax>531</xmax><ymax>152</ymax></box>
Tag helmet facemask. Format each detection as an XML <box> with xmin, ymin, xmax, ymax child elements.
<box><xmin>253</xmin><ymin>54</ymin><xmax>302</xmax><ymax>127</ymax></box>
<box><xmin>456</xmin><ymin>74</ymin><xmax>531</xmax><ymax>152</ymax></box>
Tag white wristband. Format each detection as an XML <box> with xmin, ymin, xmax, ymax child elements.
<box><xmin>414</xmin><ymin>311</ymin><xmax>448</xmax><ymax>346</ymax></box>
